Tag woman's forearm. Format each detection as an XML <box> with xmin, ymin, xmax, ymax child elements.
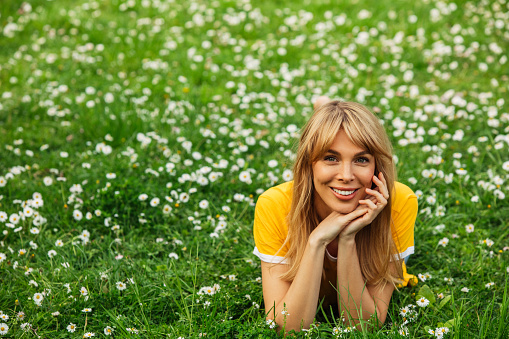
<box><xmin>336</xmin><ymin>238</ymin><xmax>382</xmax><ymax>325</ymax></box>
<box><xmin>268</xmin><ymin>236</ymin><xmax>326</xmax><ymax>332</ymax></box>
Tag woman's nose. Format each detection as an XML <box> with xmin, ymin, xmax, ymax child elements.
<box><xmin>337</xmin><ymin>163</ymin><xmax>354</xmax><ymax>182</ymax></box>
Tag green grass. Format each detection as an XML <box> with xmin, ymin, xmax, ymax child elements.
<box><xmin>0</xmin><ymin>0</ymin><xmax>508</xmax><ymax>337</ymax></box>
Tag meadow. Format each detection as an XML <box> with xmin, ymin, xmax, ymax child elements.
<box><xmin>0</xmin><ymin>0</ymin><xmax>508</xmax><ymax>337</ymax></box>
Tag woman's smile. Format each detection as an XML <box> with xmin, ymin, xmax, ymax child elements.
<box><xmin>329</xmin><ymin>187</ymin><xmax>359</xmax><ymax>200</ymax></box>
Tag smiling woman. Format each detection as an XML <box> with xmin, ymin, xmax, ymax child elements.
<box><xmin>253</xmin><ymin>98</ymin><xmax>418</xmax><ymax>332</ymax></box>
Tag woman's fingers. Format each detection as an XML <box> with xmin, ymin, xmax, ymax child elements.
<box><xmin>359</xmin><ymin>199</ymin><xmax>377</xmax><ymax>210</ymax></box>
<box><xmin>374</xmin><ymin>173</ymin><xmax>389</xmax><ymax>199</ymax></box>
<box><xmin>330</xmin><ymin>207</ymin><xmax>367</xmax><ymax>222</ymax></box>
<box><xmin>347</xmin><ymin>206</ymin><xmax>369</xmax><ymax>218</ymax></box>
<box><xmin>365</xmin><ymin>188</ymin><xmax>387</xmax><ymax>206</ymax></box>
<box><xmin>316</xmin><ymin>208</ymin><xmax>368</xmax><ymax>242</ymax></box>
<box><xmin>338</xmin><ymin>206</ymin><xmax>373</xmax><ymax>238</ymax></box>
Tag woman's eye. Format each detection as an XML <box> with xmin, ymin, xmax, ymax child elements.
<box><xmin>356</xmin><ymin>157</ymin><xmax>370</xmax><ymax>164</ymax></box>
<box><xmin>324</xmin><ymin>156</ymin><xmax>337</xmax><ymax>162</ymax></box>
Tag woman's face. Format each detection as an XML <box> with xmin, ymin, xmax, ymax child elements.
<box><xmin>312</xmin><ymin>129</ymin><xmax>376</xmax><ymax>220</ymax></box>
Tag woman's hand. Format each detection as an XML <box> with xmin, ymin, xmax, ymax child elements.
<box><xmin>310</xmin><ymin>208</ymin><xmax>369</xmax><ymax>247</ymax></box>
<box><xmin>338</xmin><ymin>173</ymin><xmax>389</xmax><ymax>241</ymax></box>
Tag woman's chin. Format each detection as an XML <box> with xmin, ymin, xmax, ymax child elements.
<box><xmin>333</xmin><ymin>206</ymin><xmax>358</xmax><ymax>214</ymax></box>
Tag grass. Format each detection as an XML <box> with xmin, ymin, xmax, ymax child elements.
<box><xmin>0</xmin><ymin>0</ymin><xmax>508</xmax><ymax>337</ymax></box>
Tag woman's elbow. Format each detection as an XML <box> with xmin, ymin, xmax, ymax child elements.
<box><xmin>365</xmin><ymin>312</ymin><xmax>388</xmax><ymax>330</ymax></box>
<box><xmin>374</xmin><ymin>314</ymin><xmax>387</xmax><ymax>328</ymax></box>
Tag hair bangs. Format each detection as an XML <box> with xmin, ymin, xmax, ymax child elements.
<box><xmin>341</xmin><ymin>108</ymin><xmax>393</xmax><ymax>161</ymax></box>
<box><xmin>307</xmin><ymin>112</ymin><xmax>344</xmax><ymax>163</ymax></box>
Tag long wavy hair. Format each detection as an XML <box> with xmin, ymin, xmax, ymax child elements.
<box><xmin>280</xmin><ymin>101</ymin><xmax>403</xmax><ymax>286</ymax></box>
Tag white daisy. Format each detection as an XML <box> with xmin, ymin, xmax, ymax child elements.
<box><xmin>0</xmin><ymin>323</ymin><xmax>9</xmax><ymax>335</ymax></box>
<box><xmin>73</xmin><ymin>210</ymin><xmax>83</xmax><ymax>221</ymax></box>
<box><xmin>438</xmin><ymin>237</ymin><xmax>449</xmax><ymax>247</ymax></box>
<box><xmin>67</xmin><ymin>323</ymin><xmax>77</xmax><ymax>333</ymax></box>
<box><xmin>104</xmin><ymin>326</ymin><xmax>114</xmax><ymax>335</ymax></box>
<box><xmin>116</xmin><ymin>281</ymin><xmax>127</xmax><ymax>291</ymax></box>
<box><xmin>416</xmin><ymin>297</ymin><xmax>430</xmax><ymax>307</ymax></box>
<box><xmin>199</xmin><ymin>200</ymin><xmax>209</xmax><ymax>209</ymax></box>
<box><xmin>150</xmin><ymin>197</ymin><xmax>160</xmax><ymax>207</ymax></box>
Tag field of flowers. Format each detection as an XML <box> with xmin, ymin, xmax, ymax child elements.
<box><xmin>0</xmin><ymin>0</ymin><xmax>508</xmax><ymax>337</ymax></box>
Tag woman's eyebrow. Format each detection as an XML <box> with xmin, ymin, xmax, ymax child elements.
<box><xmin>326</xmin><ymin>149</ymin><xmax>372</xmax><ymax>157</ymax></box>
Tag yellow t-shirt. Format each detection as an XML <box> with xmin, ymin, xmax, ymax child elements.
<box><xmin>253</xmin><ymin>181</ymin><xmax>418</xmax><ymax>288</ymax></box>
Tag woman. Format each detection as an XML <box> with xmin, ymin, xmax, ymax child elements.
<box><xmin>253</xmin><ymin>98</ymin><xmax>418</xmax><ymax>332</ymax></box>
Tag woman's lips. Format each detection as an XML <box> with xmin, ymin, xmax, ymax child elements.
<box><xmin>330</xmin><ymin>187</ymin><xmax>359</xmax><ymax>201</ymax></box>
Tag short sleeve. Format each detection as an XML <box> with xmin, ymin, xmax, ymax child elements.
<box><xmin>391</xmin><ymin>183</ymin><xmax>418</xmax><ymax>260</ymax></box>
<box><xmin>253</xmin><ymin>195</ymin><xmax>290</xmax><ymax>264</ymax></box>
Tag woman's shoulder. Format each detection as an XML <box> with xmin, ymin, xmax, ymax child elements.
<box><xmin>258</xmin><ymin>181</ymin><xmax>294</xmax><ymax>204</ymax></box>
<box><xmin>392</xmin><ymin>181</ymin><xmax>418</xmax><ymax>212</ymax></box>
<box><xmin>393</xmin><ymin>181</ymin><xmax>416</xmax><ymax>198</ymax></box>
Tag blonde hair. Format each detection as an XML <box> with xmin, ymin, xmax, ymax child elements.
<box><xmin>280</xmin><ymin>101</ymin><xmax>403</xmax><ymax>286</ymax></box>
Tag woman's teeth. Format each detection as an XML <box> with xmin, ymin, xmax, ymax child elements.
<box><xmin>331</xmin><ymin>188</ymin><xmax>356</xmax><ymax>196</ymax></box>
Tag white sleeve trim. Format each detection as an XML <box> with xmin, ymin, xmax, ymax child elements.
<box><xmin>326</xmin><ymin>246</ymin><xmax>414</xmax><ymax>263</ymax></box>
<box><xmin>253</xmin><ymin>247</ymin><xmax>288</xmax><ymax>264</ymax></box>
<box><xmin>398</xmin><ymin>246</ymin><xmax>414</xmax><ymax>259</ymax></box>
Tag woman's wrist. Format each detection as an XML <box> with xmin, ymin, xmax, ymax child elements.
<box><xmin>338</xmin><ymin>235</ymin><xmax>356</xmax><ymax>247</ymax></box>
<box><xmin>308</xmin><ymin>231</ymin><xmax>329</xmax><ymax>250</ymax></box>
